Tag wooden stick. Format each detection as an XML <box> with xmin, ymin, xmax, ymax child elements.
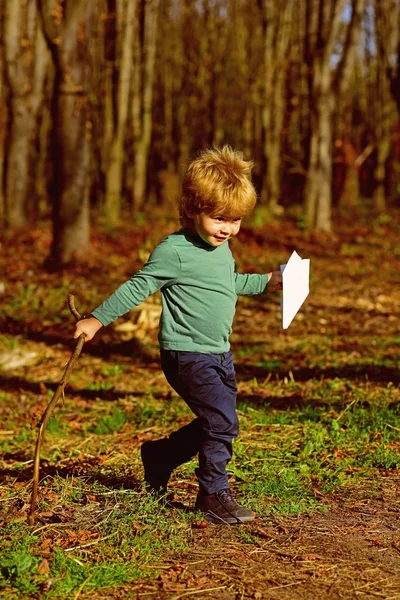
<box><xmin>28</xmin><ymin>294</ymin><xmax>85</xmax><ymax>525</ymax></box>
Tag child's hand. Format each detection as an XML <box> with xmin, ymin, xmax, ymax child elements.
<box><xmin>268</xmin><ymin>271</ymin><xmax>283</xmax><ymax>291</ymax></box>
<box><xmin>74</xmin><ymin>316</ymin><xmax>103</xmax><ymax>341</ymax></box>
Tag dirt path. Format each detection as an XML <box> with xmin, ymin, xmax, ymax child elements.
<box><xmin>81</xmin><ymin>475</ymin><xmax>400</xmax><ymax>600</ymax></box>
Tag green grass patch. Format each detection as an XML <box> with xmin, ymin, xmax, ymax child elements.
<box><xmin>231</xmin><ymin>383</ymin><xmax>400</xmax><ymax>513</ymax></box>
<box><xmin>0</xmin><ymin>481</ymin><xmax>196</xmax><ymax>599</ymax></box>
<box><xmin>1</xmin><ymin>339</ymin><xmax>399</xmax><ymax>596</ymax></box>
<box><xmin>92</xmin><ymin>407</ymin><xmax>127</xmax><ymax>434</ymax></box>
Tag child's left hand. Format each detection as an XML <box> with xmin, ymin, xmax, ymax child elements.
<box><xmin>268</xmin><ymin>271</ymin><xmax>283</xmax><ymax>291</ymax></box>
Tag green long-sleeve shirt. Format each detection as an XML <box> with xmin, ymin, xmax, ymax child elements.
<box><xmin>92</xmin><ymin>228</ymin><xmax>269</xmax><ymax>353</ymax></box>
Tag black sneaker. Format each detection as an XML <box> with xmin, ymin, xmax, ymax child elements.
<box><xmin>195</xmin><ymin>489</ymin><xmax>255</xmax><ymax>524</ymax></box>
<box><xmin>140</xmin><ymin>440</ymin><xmax>174</xmax><ymax>493</ymax></box>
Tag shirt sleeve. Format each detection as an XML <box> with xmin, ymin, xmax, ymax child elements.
<box><xmin>92</xmin><ymin>239</ymin><xmax>181</xmax><ymax>326</ymax></box>
<box><xmin>234</xmin><ymin>272</ymin><xmax>269</xmax><ymax>296</ymax></box>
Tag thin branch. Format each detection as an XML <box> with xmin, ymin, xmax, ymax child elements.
<box><xmin>28</xmin><ymin>294</ymin><xmax>85</xmax><ymax>525</ymax></box>
<box><xmin>334</xmin><ymin>0</ymin><xmax>367</xmax><ymax>95</ymax></box>
<box><xmin>354</xmin><ymin>143</ymin><xmax>374</xmax><ymax>168</ymax></box>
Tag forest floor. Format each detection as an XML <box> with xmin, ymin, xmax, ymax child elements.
<box><xmin>0</xmin><ymin>209</ymin><xmax>399</xmax><ymax>599</ymax></box>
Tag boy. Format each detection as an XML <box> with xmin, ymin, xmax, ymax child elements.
<box><xmin>74</xmin><ymin>146</ymin><xmax>282</xmax><ymax>525</ymax></box>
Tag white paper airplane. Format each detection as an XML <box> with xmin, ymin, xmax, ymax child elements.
<box><xmin>280</xmin><ymin>251</ymin><xmax>310</xmax><ymax>329</ymax></box>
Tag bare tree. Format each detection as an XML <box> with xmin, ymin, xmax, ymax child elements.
<box><xmin>225</xmin><ymin>1</ymin><xmax>263</xmax><ymax>160</ymax></box>
<box><xmin>3</xmin><ymin>0</ymin><xmax>49</xmax><ymax>227</ymax></box>
<box><xmin>104</xmin><ymin>0</ymin><xmax>137</xmax><ymax>226</ymax></box>
<box><xmin>175</xmin><ymin>0</ymin><xmax>206</xmax><ymax>173</ymax></box>
<box><xmin>333</xmin><ymin>53</ymin><xmax>373</xmax><ymax>211</ymax></box>
<box><xmin>2</xmin><ymin>0</ymin><xmax>399</xmax><ymax>235</ymax></box>
<box><xmin>132</xmin><ymin>0</ymin><xmax>160</xmax><ymax>213</ymax></box>
<box><xmin>0</xmin><ymin>0</ymin><xmax>6</xmax><ymax>227</ymax></box>
<box><xmin>258</xmin><ymin>0</ymin><xmax>294</xmax><ymax>212</ymax></box>
<box><xmin>38</xmin><ymin>0</ymin><xmax>99</xmax><ymax>265</ymax></box>
<box><xmin>371</xmin><ymin>0</ymin><xmax>399</xmax><ymax>211</ymax></box>
<box><xmin>204</xmin><ymin>0</ymin><xmax>229</xmax><ymax>147</ymax></box>
<box><xmin>387</xmin><ymin>2</ymin><xmax>400</xmax><ymax>205</ymax></box>
<box><xmin>303</xmin><ymin>0</ymin><xmax>366</xmax><ymax>231</ymax></box>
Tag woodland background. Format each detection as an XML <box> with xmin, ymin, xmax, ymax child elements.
<box><xmin>0</xmin><ymin>0</ymin><xmax>400</xmax><ymax>265</ymax></box>
<box><xmin>1</xmin><ymin>2</ymin><xmax>400</xmax><ymax>598</ymax></box>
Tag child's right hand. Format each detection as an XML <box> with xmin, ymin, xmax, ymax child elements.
<box><xmin>74</xmin><ymin>316</ymin><xmax>103</xmax><ymax>341</ymax></box>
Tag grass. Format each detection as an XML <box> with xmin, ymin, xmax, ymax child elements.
<box><xmin>1</xmin><ymin>373</ymin><xmax>399</xmax><ymax>598</ymax></box>
<box><xmin>231</xmin><ymin>379</ymin><xmax>400</xmax><ymax>513</ymax></box>
<box><xmin>1</xmin><ymin>485</ymin><xmax>195</xmax><ymax>598</ymax></box>
<box><xmin>1</xmin><ymin>216</ymin><xmax>399</xmax><ymax>597</ymax></box>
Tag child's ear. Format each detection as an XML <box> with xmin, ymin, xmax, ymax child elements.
<box><xmin>184</xmin><ymin>208</ymin><xmax>195</xmax><ymax>219</ymax></box>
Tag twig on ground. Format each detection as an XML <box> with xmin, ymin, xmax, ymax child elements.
<box><xmin>65</xmin><ymin>531</ymin><xmax>118</xmax><ymax>552</ymax></box>
<box><xmin>28</xmin><ymin>294</ymin><xmax>85</xmax><ymax>525</ymax></box>
<box><xmin>169</xmin><ymin>587</ymin><xmax>227</xmax><ymax>600</ymax></box>
<box><xmin>73</xmin><ymin>573</ymin><xmax>93</xmax><ymax>600</ymax></box>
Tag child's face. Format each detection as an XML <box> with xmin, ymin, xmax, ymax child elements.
<box><xmin>189</xmin><ymin>212</ymin><xmax>242</xmax><ymax>247</ymax></box>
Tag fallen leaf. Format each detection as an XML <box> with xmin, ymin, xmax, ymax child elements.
<box><xmin>192</xmin><ymin>520</ymin><xmax>208</xmax><ymax>529</ymax></box>
<box><xmin>37</xmin><ymin>559</ymin><xmax>51</xmax><ymax>575</ymax></box>
<box><xmin>298</xmin><ymin>553</ymin><xmax>323</xmax><ymax>561</ymax></box>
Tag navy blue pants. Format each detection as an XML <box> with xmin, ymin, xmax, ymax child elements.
<box><xmin>160</xmin><ymin>349</ymin><xmax>239</xmax><ymax>494</ymax></box>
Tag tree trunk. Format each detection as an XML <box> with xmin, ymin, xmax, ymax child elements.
<box><xmin>373</xmin><ymin>141</ymin><xmax>390</xmax><ymax>212</ymax></box>
<box><xmin>34</xmin><ymin>102</ymin><xmax>53</xmax><ymax>216</ymax></box>
<box><xmin>263</xmin><ymin>68</ymin><xmax>287</xmax><ymax>211</ymax></box>
<box><xmin>38</xmin><ymin>0</ymin><xmax>98</xmax><ymax>265</ymax></box>
<box><xmin>104</xmin><ymin>0</ymin><xmax>136</xmax><ymax>226</ymax></box>
<box><xmin>3</xmin><ymin>0</ymin><xmax>49</xmax><ymax>228</ymax></box>
<box><xmin>132</xmin><ymin>0</ymin><xmax>159</xmax><ymax>213</ymax></box>
<box><xmin>305</xmin><ymin>94</ymin><xmax>334</xmax><ymax>230</ymax></box>
<box><xmin>303</xmin><ymin>0</ymin><xmax>366</xmax><ymax>230</ymax></box>
<box><xmin>337</xmin><ymin>140</ymin><xmax>368</xmax><ymax>212</ymax></box>
<box><xmin>50</xmin><ymin>81</ymin><xmax>91</xmax><ymax>264</ymax></box>
<box><xmin>207</xmin><ymin>2</ymin><xmax>227</xmax><ymax>147</ymax></box>
<box><xmin>0</xmin><ymin>0</ymin><xmax>6</xmax><ymax>227</ymax></box>
<box><xmin>154</xmin><ymin>0</ymin><xmax>183</xmax><ymax>174</ymax></box>
<box><xmin>372</xmin><ymin>0</ymin><xmax>398</xmax><ymax>212</ymax></box>
<box><xmin>260</xmin><ymin>0</ymin><xmax>294</xmax><ymax>211</ymax></box>
<box><xmin>177</xmin><ymin>101</ymin><xmax>190</xmax><ymax>177</ymax></box>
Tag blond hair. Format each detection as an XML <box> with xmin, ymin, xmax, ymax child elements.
<box><xmin>179</xmin><ymin>146</ymin><xmax>257</xmax><ymax>225</ymax></box>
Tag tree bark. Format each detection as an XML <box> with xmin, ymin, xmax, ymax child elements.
<box><xmin>3</xmin><ymin>0</ymin><xmax>49</xmax><ymax>228</ymax></box>
<box><xmin>208</xmin><ymin>5</ymin><xmax>227</xmax><ymax>147</ymax></box>
<box><xmin>38</xmin><ymin>0</ymin><xmax>98</xmax><ymax>265</ymax></box>
<box><xmin>337</xmin><ymin>139</ymin><xmax>373</xmax><ymax>212</ymax></box>
<box><xmin>305</xmin><ymin>94</ymin><xmax>334</xmax><ymax>230</ymax></box>
<box><xmin>259</xmin><ymin>0</ymin><xmax>294</xmax><ymax>211</ymax></box>
<box><xmin>153</xmin><ymin>0</ymin><xmax>184</xmax><ymax>175</ymax></box>
<box><xmin>303</xmin><ymin>0</ymin><xmax>366</xmax><ymax>231</ymax></box>
<box><xmin>132</xmin><ymin>0</ymin><xmax>159</xmax><ymax>213</ymax></box>
<box><xmin>104</xmin><ymin>0</ymin><xmax>136</xmax><ymax>226</ymax></box>
<box><xmin>372</xmin><ymin>0</ymin><xmax>398</xmax><ymax>212</ymax></box>
<box><xmin>230</xmin><ymin>0</ymin><xmax>257</xmax><ymax>159</ymax></box>
<box><xmin>0</xmin><ymin>0</ymin><xmax>6</xmax><ymax>227</ymax></box>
